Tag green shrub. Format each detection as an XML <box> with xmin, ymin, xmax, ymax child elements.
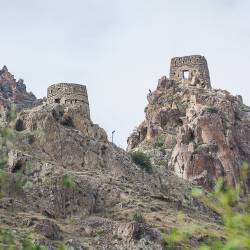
<box><xmin>163</xmin><ymin>163</ymin><xmax>250</xmax><ymax>250</ymax></box>
<box><xmin>130</xmin><ymin>151</ymin><xmax>152</xmax><ymax>172</ymax></box>
<box><xmin>62</xmin><ymin>174</ymin><xmax>75</xmax><ymax>189</ymax></box>
<box><xmin>132</xmin><ymin>211</ymin><xmax>145</xmax><ymax>223</ymax></box>
<box><xmin>205</xmin><ymin>106</ymin><xmax>218</xmax><ymax>114</ymax></box>
<box><xmin>0</xmin><ymin>227</ymin><xmax>52</xmax><ymax>249</ymax></box>
<box><xmin>154</xmin><ymin>135</ymin><xmax>165</xmax><ymax>148</ymax></box>
<box><xmin>155</xmin><ymin>159</ymin><xmax>167</xmax><ymax>166</ymax></box>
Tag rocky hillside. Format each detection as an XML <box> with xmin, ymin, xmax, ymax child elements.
<box><xmin>127</xmin><ymin>56</ymin><xmax>250</xmax><ymax>190</ymax></box>
<box><xmin>0</xmin><ymin>67</ymin><xmax>222</xmax><ymax>249</ymax></box>
<box><xmin>0</xmin><ymin>66</ymin><xmax>43</xmax><ymax>125</ymax></box>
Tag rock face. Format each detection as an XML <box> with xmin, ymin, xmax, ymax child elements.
<box><xmin>127</xmin><ymin>55</ymin><xmax>250</xmax><ymax>190</ymax></box>
<box><xmin>1</xmin><ymin>78</ymin><xmax>219</xmax><ymax>249</ymax></box>
<box><xmin>34</xmin><ymin>219</ymin><xmax>63</xmax><ymax>240</ymax></box>
<box><xmin>0</xmin><ymin>65</ymin><xmax>43</xmax><ymax>124</ymax></box>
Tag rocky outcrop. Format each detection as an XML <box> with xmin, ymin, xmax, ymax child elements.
<box><xmin>34</xmin><ymin>219</ymin><xmax>63</xmax><ymax>240</ymax></box>
<box><xmin>12</xmin><ymin>100</ymin><xmax>210</xmax><ymax>218</ymax></box>
<box><xmin>0</xmin><ymin>63</ymin><xmax>224</xmax><ymax>249</ymax></box>
<box><xmin>127</xmin><ymin>57</ymin><xmax>250</xmax><ymax>190</ymax></box>
<box><xmin>0</xmin><ymin>65</ymin><xmax>43</xmax><ymax>125</ymax></box>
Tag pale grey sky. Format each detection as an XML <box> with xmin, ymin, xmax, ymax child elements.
<box><xmin>1</xmin><ymin>0</ymin><xmax>250</xmax><ymax>147</ymax></box>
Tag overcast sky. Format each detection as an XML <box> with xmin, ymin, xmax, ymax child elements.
<box><xmin>1</xmin><ymin>0</ymin><xmax>250</xmax><ymax>148</ymax></box>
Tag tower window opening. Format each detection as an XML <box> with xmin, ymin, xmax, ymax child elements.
<box><xmin>183</xmin><ymin>70</ymin><xmax>189</xmax><ymax>80</ymax></box>
<box><xmin>55</xmin><ymin>98</ymin><xmax>60</xmax><ymax>104</ymax></box>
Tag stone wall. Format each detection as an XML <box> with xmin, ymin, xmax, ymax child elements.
<box><xmin>47</xmin><ymin>83</ymin><xmax>90</xmax><ymax>120</ymax></box>
<box><xmin>170</xmin><ymin>55</ymin><xmax>211</xmax><ymax>89</ymax></box>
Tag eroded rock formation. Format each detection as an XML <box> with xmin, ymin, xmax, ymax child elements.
<box><xmin>127</xmin><ymin>55</ymin><xmax>250</xmax><ymax>190</ymax></box>
<box><xmin>0</xmin><ymin>78</ymin><xmax>219</xmax><ymax>249</ymax></box>
<box><xmin>1</xmin><ymin>59</ymin><xmax>245</xmax><ymax>249</ymax></box>
<box><xmin>0</xmin><ymin>65</ymin><xmax>43</xmax><ymax>125</ymax></box>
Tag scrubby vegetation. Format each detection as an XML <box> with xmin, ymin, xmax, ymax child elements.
<box><xmin>130</xmin><ymin>151</ymin><xmax>152</xmax><ymax>172</ymax></box>
<box><xmin>162</xmin><ymin>164</ymin><xmax>250</xmax><ymax>250</ymax></box>
<box><xmin>0</xmin><ymin>110</ymin><xmax>40</xmax><ymax>249</ymax></box>
<box><xmin>132</xmin><ymin>211</ymin><xmax>145</xmax><ymax>223</ymax></box>
<box><xmin>205</xmin><ymin>106</ymin><xmax>218</xmax><ymax>114</ymax></box>
<box><xmin>62</xmin><ymin>174</ymin><xmax>75</xmax><ymax>189</ymax></box>
<box><xmin>154</xmin><ymin>135</ymin><xmax>165</xmax><ymax>148</ymax></box>
<box><xmin>1</xmin><ymin>109</ymin><xmax>250</xmax><ymax>249</ymax></box>
<box><xmin>0</xmin><ymin>109</ymin><xmax>68</xmax><ymax>250</ymax></box>
<box><xmin>0</xmin><ymin>108</ymin><xmax>26</xmax><ymax>200</ymax></box>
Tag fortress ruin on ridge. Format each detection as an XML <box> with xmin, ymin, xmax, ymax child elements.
<box><xmin>170</xmin><ymin>55</ymin><xmax>211</xmax><ymax>88</ymax></box>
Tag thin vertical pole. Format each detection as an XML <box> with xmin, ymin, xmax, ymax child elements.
<box><xmin>112</xmin><ymin>130</ymin><xmax>115</xmax><ymax>144</ymax></box>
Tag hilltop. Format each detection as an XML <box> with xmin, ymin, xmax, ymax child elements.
<box><xmin>127</xmin><ymin>55</ymin><xmax>250</xmax><ymax>190</ymax></box>
<box><xmin>0</xmin><ymin>56</ymin><xmax>250</xmax><ymax>249</ymax></box>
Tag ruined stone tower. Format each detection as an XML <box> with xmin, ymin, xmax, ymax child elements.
<box><xmin>47</xmin><ymin>83</ymin><xmax>90</xmax><ymax>119</ymax></box>
<box><xmin>170</xmin><ymin>55</ymin><xmax>211</xmax><ymax>89</ymax></box>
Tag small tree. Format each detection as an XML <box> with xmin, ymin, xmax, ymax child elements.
<box><xmin>162</xmin><ymin>164</ymin><xmax>250</xmax><ymax>250</ymax></box>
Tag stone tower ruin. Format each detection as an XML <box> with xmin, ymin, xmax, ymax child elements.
<box><xmin>47</xmin><ymin>83</ymin><xmax>90</xmax><ymax>119</ymax></box>
<box><xmin>170</xmin><ymin>55</ymin><xmax>211</xmax><ymax>89</ymax></box>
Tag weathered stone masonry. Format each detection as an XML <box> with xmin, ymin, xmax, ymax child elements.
<box><xmin>170</xmin><ymin>55</ymin><xmax>211</xmax><ymax>89</ymax></box>
<box><xmin>47</xmin><ymin>83</ymin><xmax>90</xmax><ymax>119</ymax></box>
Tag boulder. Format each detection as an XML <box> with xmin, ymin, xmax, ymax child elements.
<box><xmin>34</xmin><ymin>219</ymin><xmax>62</xmax><ymax>240</ymax></box>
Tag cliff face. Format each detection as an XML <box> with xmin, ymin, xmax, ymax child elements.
<box><xmin>0</xmin><ymin>71</ymin><xmax>220</xmax><ymax>249</ymax></box>
<box><xmin>127</xmin><ymin>60</ymin><xmax>250</xmax><ymax>190</ymax></box>
<box><xmin>0</xmin><ymin>66</ymin><xmax>43</xmax><ymax>124</ymax></box>
<box><xmin>1</xmin><ymin>58</ymin><xmax>249</xmax><ymax>249</ymax></box>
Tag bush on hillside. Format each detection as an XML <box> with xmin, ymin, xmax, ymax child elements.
<box><xmin>132</xmin><ymin>211</ymin><xmax>145</xmax><ymax>223</ymax></box>
<box><xmin>130</xmin><ymin>151</ymin><xmax>152</xmax><ymax>172</ymax></box>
